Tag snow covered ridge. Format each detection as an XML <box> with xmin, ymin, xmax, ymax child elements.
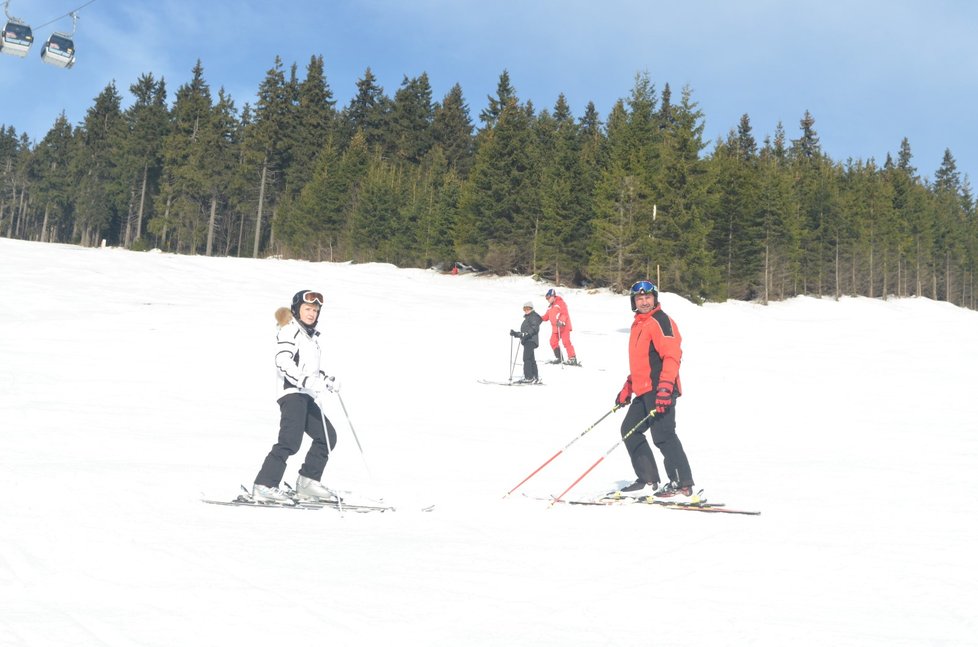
<box><xmin>2</xmin><ymin>237</ymin><xmax>976</xmax><ymax>646</ymax></box>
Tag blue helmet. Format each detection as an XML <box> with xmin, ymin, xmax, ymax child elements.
<box><xmin>545</xmin><ymin>288</ymin><xmax>557</xmax><ymax>299</ymax></box>
<box><xmin>629</xmin><ymin>281</ymin><xmax>658</xmax><ymax>312</ymax></box>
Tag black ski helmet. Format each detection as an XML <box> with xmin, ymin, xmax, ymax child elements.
<box><xmin>291</xmin><ymin>290</ymin><xmax>324</xmax><ymax>327</ymax></box>
<box><xmin>629</xmin><ymin>280</ymin><xmax>657</xmax><ymax>312</ymax></box>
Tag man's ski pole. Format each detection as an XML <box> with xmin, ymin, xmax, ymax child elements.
<box><xmin>336</xmin><ymin>392</ymin><xmax>372</xmax><ymax>479</ymax></box>
<box><xmin>502</xmin><ymin>404</ymin><xmax>622</xmax><ymax>498</ymax></box>
<box><xmin>548</xmin><ymin>410</ymin><xmax>655</xmax><ymax>507</ymax></box>
<box><xmin>508</xmin><ymin>334</ymin><xmax>518</xmax><ymax>382</ymax></box>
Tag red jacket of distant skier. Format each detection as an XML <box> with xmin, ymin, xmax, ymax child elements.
<box><xmin>541</xmin><ymin>296</ymin><xmax>572</xmax><ymax>331</ymax></box>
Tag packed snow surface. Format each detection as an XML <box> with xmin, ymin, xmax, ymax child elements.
<box><xmin>2</xmin><ymin>238</ymin><xmax>976</xmax><ymax>646</ymax></box>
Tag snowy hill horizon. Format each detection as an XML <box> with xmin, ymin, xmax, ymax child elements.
<box><xmin>2</xmin><ymin>237</ymin><xmax>976</xmax><ymax>646</ymax></box>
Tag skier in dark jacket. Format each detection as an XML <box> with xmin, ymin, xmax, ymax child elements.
<box><xmin>510</xmin><ymin>302</ymin><xmax>542</xmax><ymax>384</ymax></box>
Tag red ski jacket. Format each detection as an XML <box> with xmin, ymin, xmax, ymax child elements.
<box><xmin>541</xmin><ymin>296</ymin><xmax>572</xmax><ymax>331</ymax></box>
<box><xmin>626</xmin><ymin>306</ymin><xmax>682</xmax><ymax>398</ymax></box>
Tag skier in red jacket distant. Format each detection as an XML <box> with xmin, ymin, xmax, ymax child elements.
<box><xmin>613</xmin><ymin>280</ymin><xmax>695</xmax><ymax>502</ymax></box>
<box><xmin>540</xmin><ymin>288</ymin><xmax>578</xmax><ymax>365</ymax></box>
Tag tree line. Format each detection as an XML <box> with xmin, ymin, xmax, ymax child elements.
<box><xmin>2</xmin><ymin>56</ymin><xmax>975</xmax><ymax>308</ymax></box>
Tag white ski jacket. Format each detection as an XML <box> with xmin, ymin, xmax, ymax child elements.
<box><xmin>274</xmin><ymin>320</ymin><xmax>324</xmax><ymax>399</ymax></box>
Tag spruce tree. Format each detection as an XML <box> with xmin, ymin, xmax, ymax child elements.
<box><xmin>391</xmin><ymin>73</ymin><xmax>434</xmax><ymax>164</ymax></box>
<box><xmin>123</xmin><ymin>73</ymin><xmax>168</xmax><ymax>247</ymax></box>
<box><xmin>286</xmin><ymin>55</ymin><xmax>335</xmax><ymax>197</ymax></box>
<box><xmin>432</xmin><ymin>83</ymin><xmax>474</xmax><ymax>175</ymax></box>
<box><xmin>341</xmin><ymin>67</ymin><xmax>391</xmax><ymax>153</ymax></box>
<box><xmin>70</xmin><ymin>82</ymin><xmax>126</xmax><ymax>246</ymax></box>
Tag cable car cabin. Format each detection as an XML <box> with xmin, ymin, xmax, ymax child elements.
<box><xmin>40</xmin><ymin>32</ymin><xmax>74</xmax><ymax>68</ymax></box>
<box><xmin>0</xmin><ymin>20</ymin><xmax>32</xmax><ymax>57</ymax></box>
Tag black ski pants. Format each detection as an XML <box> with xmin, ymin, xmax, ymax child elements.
<box><xmin>255</xmin><ymin>393</ymin><xmax>337</xmax><ymax>488</ymax></box>
<box><xmin>522</xmin><ymin>344</ymin><xmax>538</xmax><ymax>381</ymax></box>
<box><xmin>620</xmin><ymin>395</ymin><xmax>693</xmax><ymax>487</ymax></box>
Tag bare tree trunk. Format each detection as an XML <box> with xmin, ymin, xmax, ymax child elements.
<box><xmin>253</xmin><ymin>160</ymin><xmax>268</xmax><ymax>258</ymax></box>
<box><xmin>124</xmin><ymin>186</ymin><xmax>136</xmax><ymax>247</ymax></box>
<box><xmin>834</xmin><ymin>241</ymin><xmax>840</xmax><ymax>299</ymax></box>
<box><xmin>136</xmin><ymin>165</ymin><xmax>149</xmax><ymax>242</ymax></box>
<box><xmin>237</xmin><ymin>211</ymin><xmax>245</xmax><ymax>257</ymax></box>
<box><xmin>16</xmin><ymin>187</ymin><xmax>30</xmax><ymax>239</ymax></box>
<box><xmin>945</xmin><ymin>251</ymin><xmax>951</xmax><ymax>303</ymax></box>
<box><xmin>915</xmin><ymin>238</ymin><xmax>922</xmax><ymax>296</ymax></box>
<box><xmin>161</xmin><ymin>195</ymin><xmax>172</xmax><ymax>250</ymax></box>
<box><xmin>40</xmin><ymin>204</ymin><xmax>50</xmax><ymax>242</ymax></box>
<box><xmin>763</xmin><ymin>242</ymin><xmax>769</xmax><ymax>305</ymax></box>
<box><xmin>269</xmin><ymin>205</ymin><xmax>277</xmax><ymax>252</ymax></box>
<box><xmin>206</xmin><ymin>193</ymin><xmax>218</xmax><ymax>256</ymax></box>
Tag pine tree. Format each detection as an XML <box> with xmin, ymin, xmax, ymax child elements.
<box><xmin>587</xmin><ymin>100</ymin><xmax>652</xmax><ymax>289</ymax></box>
<box><xmin>709</xmin><ymin>114</ymin><xmax>763</xmax><ymax>299</ymax></box>
<box><xmin>122</xmin><ymin>73</ymin><xmax>168</xmax><ymax>248</ymax></box>
<box><xmin>246</xmin><ymin>56</ymin><xmax>292</xmax><ymax>256</ymax></box>
<box><xmin>29</xmin><ymin>114</ymin><xmax>74</xmax><ymax>243</ymax></box>
<box><xmin>933</xmin><ymin>149</ymin><xmax>966</xmax><ymax>302</ymax></box>
<box><xmin>653</xmin><ymin>86</ymin><xmax>717</xmax><ymax>302</ymax></box>
<box><xmin>536</xmin><ymin>94</ymin><xmax>590</xmax><ymax>284</ymax></box>
<box><xmin>756</xmin><ymin>134</ymin><xmax>799</xmax><ymax>301</ymax></box>
<box><xmin>479</xmin><ymin>69</ymin><xmax>516</xmax><ymax>128</ymax></box>
<box><xmin>341</xmin><ymin>67</ymin><xmax>391</xmax><ymax>153</ymax></box>
<box><xmin>70</xmin><ymin>82</ymin><xmax>126</xmax><ymax>246</ymax></box>
<box><xmin>286</xmin><ymin>55</ymin><xmax>336</xmax><ymax>197</ymax></box>
<box><xmin>200</xmin><ymin>88</ymin><xmax>240</xmax><ymax>256</ymax></box>
<box><xmin>157</xmin><ymin>61</ymin><xmax>213</xmax><ymax>253</ymax></box>
<box><xmin>431</xmin><ymin>83</ymin><xmax>474</xmax><ymax>175</ymax></box>
<box><xmin>391</xmin><ymin>73</ymin><xmax>434</xmax><ymax>164</ymax></box>
<box><xmin>458</xmin><ymin>85</ymin><xmax>539</xmax><ymax>272</ymax></box>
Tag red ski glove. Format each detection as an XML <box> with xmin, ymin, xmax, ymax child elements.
<box><xmin>616</xmin><ymin>378</ymin><xmax>633</xmax><ymax>407</ymax></box>
<box><xmin>654</xmin><ymin>382</ymin><xmax>674</xmax><ymax>414</ymax></box>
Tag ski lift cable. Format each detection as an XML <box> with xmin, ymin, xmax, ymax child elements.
<box><xmin>33</xmin><ymin>0</ymin><xmax>95</xmax><ymax>31</ymax></box>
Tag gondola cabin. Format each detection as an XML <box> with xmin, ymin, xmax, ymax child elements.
<box><xmin>0</xmin><ymin>19</ymin><xmax>32</xmax><ymax>57</ymax></box>
<box><xmin>40</xmin><ymin>32</ymin><xmax>74</xmax><ymax>68</ymax></box>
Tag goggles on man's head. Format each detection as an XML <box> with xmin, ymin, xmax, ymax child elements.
<box><xmin>630</xmin><ymin>281</ymin><xmax>657</xmax><ymax>295</ymax></box>
<box><xmin>301</xmin><ymin>291</ymin><xmax>324</xmax><ymax>305</ymax></box>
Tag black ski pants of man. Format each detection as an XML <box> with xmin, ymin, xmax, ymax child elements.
<box><xmin>523</xmin><ymin>344</ymin><xmax>539</xmax><ymax>381</ymax></box>
<box><xmin>620</xmin><ymin>394</ymin><xmax>693</xmax><ymax>487</ymax></box>
<box><xmin>255</xmin><ymin>393</ymin><xmax>337</xmax><ymax>488</ymax></box>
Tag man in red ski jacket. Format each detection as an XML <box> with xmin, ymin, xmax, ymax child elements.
<box><xmin>613</xmin><ymin>280</ymin><xmax>695</xmax><ymax>501</ymax></box>
<box><xmin>540</xmin><ymin>288</ymin><xmax>577</xmax><ymax>365</ymax></box>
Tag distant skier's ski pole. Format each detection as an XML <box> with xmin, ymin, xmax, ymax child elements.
<box><xmin>508</xmin><ymin>334</ymin><xmax>519</xmax><ymax>382</ymax></box>
<box><xmin>336</xmin><ymin>392</ymin><xmax>372</xmax><ymax>479</ymax></box>
<box><xmin>502</xmin><ymin>404</ymin><xmax>622</xmax><ymax>498</ymax></box>
<box><xmin>549</xmin><ymin>411</ymin><xmax>654</xmax><ymax>507</ymax></box>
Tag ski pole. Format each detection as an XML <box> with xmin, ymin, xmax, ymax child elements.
<box><xmin>508</xmin><ymin>333</ymin><xmax>521</xmax><ymax>382</ymax></box>
<box><xmin>502</xmin><ymin>404</ymin><xmax>622</xmax><ymax>498</ymax></box>
<box><xmin>549</xmin><ymin>410</ymin><xmax>655</xmax><ymax>507</ymax></box>
<box><xmin>315</xmin><ymin>401</ymin><xmax>343</xmax><ymax>514</ymax></box>
<box><xmin>336</xmin><ymin>392</ymin><xmax>372</xmax><ymax>480</ymax></box>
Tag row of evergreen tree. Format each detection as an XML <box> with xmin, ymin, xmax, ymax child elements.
<box><xmin>2</xmin><ymin>56</ymin><xmax>976</xmax><ymax>308</ymax></box>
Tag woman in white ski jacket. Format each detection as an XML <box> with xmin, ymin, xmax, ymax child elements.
<box><xmin>253</xmin><ymin>290</ymin><xmax>339</xmax><ymax>503</ymax></box>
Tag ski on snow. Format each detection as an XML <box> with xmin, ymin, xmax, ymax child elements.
<box><xmin>202</xmin><ymin>485</ymin><xmax>433</xmax><ymax>513</ymax></box>
<box><xmin>522</xmin><ymin>492</ymin><xmax>760</xmax><ymax>516</ymax></box>
<box><xmin>477</xmin><ymin>379</ymin><xmax>545</xmax><ymax>386</ymax></box>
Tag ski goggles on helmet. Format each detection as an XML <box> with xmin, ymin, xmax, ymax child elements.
<box><xmin>630</xmin><ymin>281</ymin><xmax>657</xmax><ymax>295</ymax></box>
<box><xmin>301</xmin><ymin>291</ymin><xmax>324</xmax><ymax>305</ymax></box>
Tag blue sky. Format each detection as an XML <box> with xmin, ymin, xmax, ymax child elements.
<box><xmin>3</xmin><ymin>0</ymin><xmax>976</xmax><ymax>185</ymax></box>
